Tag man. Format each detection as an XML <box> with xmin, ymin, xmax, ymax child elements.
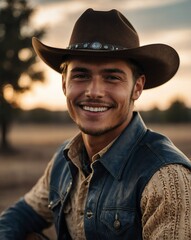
<box><xmin>0</xmin><ymin>8</ymin><xmax>191</xmax><ymax>240</ymax></box>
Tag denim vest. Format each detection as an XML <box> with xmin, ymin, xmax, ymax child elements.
<box><xmin>49</xmin><ymin>113</ymin><xmax>191</xmax><ymax>240</ymax></box>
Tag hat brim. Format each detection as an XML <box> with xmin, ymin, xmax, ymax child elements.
<box><xmin>32</xmin><ymin>37</ymin><xmax>179</xmax><ymax>89</ymax></box>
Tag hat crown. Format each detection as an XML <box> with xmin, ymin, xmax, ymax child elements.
<box><xmin>69</xmin><ymin>8</ymin><xmax>140</xmax><ymax>48</ymax></box>
<box><xmin>32</xmin><ymin>8</ymin><xmax>179</xmax><ymax>89</ymax></box>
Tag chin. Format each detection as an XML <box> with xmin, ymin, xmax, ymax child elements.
<box><xmin>78</xmin><ymin>122</ymin><xmax>122</xmax><ymax>137</ymax></box>
<box><xmin>79</xmin><ymin>127</ymin><xmax>106</xmax><ymax>136</ymax></box>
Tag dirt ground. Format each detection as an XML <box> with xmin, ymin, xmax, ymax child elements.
<box><xmin>0</xmin><ymin>122</ymin><xmax>190</xmax><ymax>239</ymax></box>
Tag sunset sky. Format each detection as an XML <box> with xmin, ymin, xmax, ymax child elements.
<box><xmin>20</xmin><ymin>0</ymin><xmax>191</xmax><ymax>111</ymax></box>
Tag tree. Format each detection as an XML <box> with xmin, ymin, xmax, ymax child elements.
<box><xmin>0</xmin><ymin>0</ymin><xmax>46</xmax><ymax>151</ymax></box>
<box><xmin>165</xmin><ymin>100</ymin><xmax>190</xmax><ymax>123</ymax></box>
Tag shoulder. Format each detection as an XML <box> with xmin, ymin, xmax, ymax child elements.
<box><xmin>141</xmin><ymin>163</ymin><xmax>191</xmax><ymax>210</ymax></box>
<box><xmin>139</xmin><ymin>129</ymin><xmax>191</xmax><ymax>167</ymax></box>
<box><xmin>132</xmin><ymin>129</ymin><xmax>191</xmax><ymax>200</ymax></box>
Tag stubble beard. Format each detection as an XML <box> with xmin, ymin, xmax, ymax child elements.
<box><xmin>77</xmin><ymin>104</ymin><xmax>132</xmax><ymax>137</ymax></box>
<box><xmin>78</xmin><ymin>116</ymin><xmax>128</xmax><ymax>136</ymax></box>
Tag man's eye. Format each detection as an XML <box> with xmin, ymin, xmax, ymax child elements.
<box><xmin>106</xmin><ymin>75</ymin><xmax>121</xmax><ymax>81</ymax></box>
<box><xmin>72</xmin><ymin>74</ymin><xmax>89</xmax><ymax>80</ymax></box>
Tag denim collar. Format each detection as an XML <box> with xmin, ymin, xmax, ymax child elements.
<box><xmin>99</xmin><ymin>112</ymin><xmax>147</xmax><ymax>180</ymax></box>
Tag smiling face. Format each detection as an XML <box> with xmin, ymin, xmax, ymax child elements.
<box><xmin>62</xmin><ymin>56</ymin><xmax>145</xmax><ymax>139</ymax></box>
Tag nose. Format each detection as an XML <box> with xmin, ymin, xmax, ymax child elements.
<box><xmin>85</xmin><ymin>78</ymin><xmax>104</xmax><ymax>98</ymax></box>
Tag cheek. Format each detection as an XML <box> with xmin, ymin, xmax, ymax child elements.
<box><xmin>115</xmin><ymin>88</ymin><xmax>132</xmax><ymax>105</ymax></box>
<box><xmin>64</xmin><ymin>81</ymin><xmax>74</xmax><ymax>98</ymax></box>
<box><xmin>65</xmin><ymin>87</ymin><xmax>78</xmax><ymax>121</ymax></box>
<box><xmin>65</xmin><ymin>83</ymin><xmax>84</xmax><ymax>105</ymax></box>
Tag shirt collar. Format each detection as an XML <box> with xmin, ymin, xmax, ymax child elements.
<box><xmin>63</xmin><ymin>131</ymin><xmax>117</xmax><ymax>168</ymax></box>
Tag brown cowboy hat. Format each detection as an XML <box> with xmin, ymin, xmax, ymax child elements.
<box><xmin>32</xmin><ymin>8</ymin><xmax>179</xmax><ymax>89</ymax></box>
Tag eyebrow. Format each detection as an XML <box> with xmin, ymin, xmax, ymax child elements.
<box><xmin>70</xmin><ymin>67</ymin><xmax>90</xmax><ymax>73</ymax></box>
<box><xmin>70</xmin><ymin>67</ymin><xmax>126</xmax><ymax>75</ymax></box>
<box><xmin>102</xmin><ymin>68</ymin><xmax>126</xmax><ymax>75</ymax></box>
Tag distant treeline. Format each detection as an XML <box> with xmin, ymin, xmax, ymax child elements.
<box><xmin>15</xmin><ymin>108</ymin><xmax>73</xmax><ymax>125</ymax></box>
<box><xmin>140</xmin><ymin>100</ymin><xmax>191</xmax><ymax>123</ymax></box>
<box><xmin>14</xmin><ymin>100</ymin><xmax>191</xmax><ymax>124</ymax></box>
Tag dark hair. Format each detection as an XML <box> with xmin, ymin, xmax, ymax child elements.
<box><xmin>60</xmin><ymin>62</ymin><xmax>68</xmax><ymax>75</ymax></box>
<box><xmin>126</xmin><ymin>59</ymin><xmax>144</xmax><ymax>82</ymax></box>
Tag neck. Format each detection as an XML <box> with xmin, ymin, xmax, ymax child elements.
<box><xmin>82</xmin><ymin>134</ymin><xmax>114</xmax><ymax>161</ymax></box>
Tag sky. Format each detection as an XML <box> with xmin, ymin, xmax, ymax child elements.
<box><xmin>19</xmin><ymin>0</ymin><xmax>191</xmax><ymax>111</ymax></box>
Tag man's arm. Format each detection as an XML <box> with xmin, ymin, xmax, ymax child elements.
<box><xmin>0</xmin><ymin>158</ymin><xmax>54</xmax><ymax>240</ymax></box>
<box><xmin>0</xmin><ymin>198</ymin><xmax>50</xmax><ymax>239</ymax></box>
<box><xmin>141</xmin><ymin>164</ymin><xmax>191</xmax><ymax>240</ymax></box>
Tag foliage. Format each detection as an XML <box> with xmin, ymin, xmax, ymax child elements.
<box><xmin>141</xmin><ymin>100</ymin><xmax>191</xmax><ymax>124</ymax></box>
<box><xmin>0</xmin><ymin>0</ymin><xmax>46</xmax><ymax>150</ymax></box>
<box><xmin>16</xmin><ymin>108</ymin><xmax>74</xmax><ymax>125</ymax></box>
<box><xmin>165</xmin><ymin>100</ymin><xmax>191</xmax><ymax>123</ymax></box>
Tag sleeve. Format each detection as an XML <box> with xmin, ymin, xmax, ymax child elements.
<box><xmin>141</xmin><ymin>164</ymin><xmax>191</xmax><ymax>240</ymax></box>
<box><xmin>0</xmin><ymin>198</ymin><xmax>50</xmax><ymax>240</ymax></box>
<box><xmin>0</xmin><ymin>157</ymin><xmax>55</xmax><ymax>240</ymax></box>
<box><xmin>24</xmin><ymin>158</ymin><xmax>54</xmax><ymax>223</ymax></box>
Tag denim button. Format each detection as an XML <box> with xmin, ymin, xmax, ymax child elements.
<box><xmin>113</xmin><ymin>219</ymin><xmax>121</xmax><ymax>230</ymax></box>
<box><xmin>86</xmin><ymin>210</ymin><xmax>93</xmax><ymax>218</ymax></box>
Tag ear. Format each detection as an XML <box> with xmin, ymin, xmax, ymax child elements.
<box><xmin>62</xmin><ymin>75</ymin><xmax>66</xmax><ymax>95</ymax></box>
<box><xmin>132</xmin><ymin>75</ymin><xmax>145</xmax><ymax>100</ymax></box>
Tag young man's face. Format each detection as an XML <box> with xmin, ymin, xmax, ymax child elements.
<box><xmin>62</xmin><ymin>56</ymin><xmax>145</xmax><ymax>138</ymax></box>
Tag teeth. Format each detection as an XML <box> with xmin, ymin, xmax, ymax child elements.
<box><xmin>83</xmin><ymin>106</ymin><xmax>108</xmax><ymax>112</ymax></box>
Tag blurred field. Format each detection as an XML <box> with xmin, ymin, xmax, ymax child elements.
<box><xmin>0</xmin><ymin>122</ymin><xmax>190</xmax><ymax>238</ymax></box>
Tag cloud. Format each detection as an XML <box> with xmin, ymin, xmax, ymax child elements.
<box><xmin>30</xmin><ymin>0</ymin><xmax>187</xmax><ymax>8</ymax></box>
<box><xmin>127</xmin><ymin>0</ymin><xmax>191</xmax><ymax>31</ymax></box>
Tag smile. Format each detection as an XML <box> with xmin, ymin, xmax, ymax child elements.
<box><xmin>82</xmin><ymin>106</ymin><xmax>108</xmax><ymax>112</ymax></box>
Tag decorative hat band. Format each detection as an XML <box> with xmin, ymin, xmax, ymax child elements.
<box><xmin>67</xmin><ymin>42</ymin><xmax>126</xmax><ymax>51</ymax></box>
